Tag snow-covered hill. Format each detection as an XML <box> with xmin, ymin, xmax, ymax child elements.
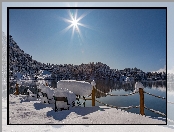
<box><xmin>9</xmin><ymin>35</ymin><xmax>43</xmax><ymax>81</ymax></box>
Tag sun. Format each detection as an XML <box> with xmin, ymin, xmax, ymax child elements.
<box><xmin>60</xmin><ymin>9</ymin><xmax>92</xmax><ymax>42</ymax></box>
<box><xmin>72</xmin><ymin>19</ymin><xmax>78</xmax><ymax>27</ymax></box>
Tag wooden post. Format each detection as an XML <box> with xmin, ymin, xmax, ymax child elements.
<box><xmin>92</xmin><ymin>86</ymin><xmax>95</xmax><ymax>106</ymax></box>
<box><xmin>15</xmin><ymin>83</ymin><xmax>19</xmax><ymax>95</ymax></box>
<box><xmin>139</xmin><ymin>88</ymin><xmax>144</xmax><ymax>115</ymax></box>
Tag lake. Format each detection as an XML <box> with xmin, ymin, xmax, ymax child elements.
<box><xmin>76</xmin><ymin>80</ymin><xmax>167</xmax><ymax>119</ymax></box>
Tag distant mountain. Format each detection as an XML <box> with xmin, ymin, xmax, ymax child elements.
<box><xmin>8</xmin><ymin>34</ymin><xmax>166</xmax><ymax>82</ymax></box>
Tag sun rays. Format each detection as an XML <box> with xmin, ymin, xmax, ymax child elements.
<box><xmin>60</xmin><ymin>9</ymin><xmax>92</xmax><ymax>43</ymax></box>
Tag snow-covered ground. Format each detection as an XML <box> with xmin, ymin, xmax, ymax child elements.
<box><xmin>8</xmin><ymin>94</ymin><xmax>166</xmax><ymax>124</ymax></box>
<box><xmin>2</xmin><ymin>95</ymin><xmax>174</xmax><ymax>132</ymax></box>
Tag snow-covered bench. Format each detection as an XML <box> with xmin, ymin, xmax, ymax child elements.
<box><xmin>36</xmin><ymin>80</ymin><xmax>96</xmax><ymax>111</ymax></box>
<box><xmin>53</xmin><ymin>80</ymin><xmax>95</xmax><ymax>111</ymax></box>
<box><xmin>53</xmin><ymin>88</ymin><xmax>76</xmax><ymax>111</ymax></box>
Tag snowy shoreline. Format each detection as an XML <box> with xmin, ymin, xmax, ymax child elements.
<box><xmin>9</xmin><ymin>94</ymin><xmax>166</xmax><ymax>124</ymax></box>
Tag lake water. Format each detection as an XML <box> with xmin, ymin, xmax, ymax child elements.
<box><xmin>76</xmin><ymin>80</ymin><xmax>167</xmax><ymax>118</ymax></box>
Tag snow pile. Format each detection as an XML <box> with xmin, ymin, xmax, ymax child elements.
<box><xmin>91</xmin><ymin>80</ymin><xmax>96</xmax><ymax>86</ymax></box>
<box><xmin>37</xmin><ymin>84</ymin><xmax>55</xmax><ymax>104</ymax></box>
<box><xmin>134</xmin><ymin>82</ymin><xmax>144</xmax><ymax>92</ymax></box>
<box><xmin>135</xmin><ymin>82</ymin><xmax>144</xmax><ymax>89</ymax></box>
<box><xmin>41</xmin><ymin>85</ymin><xmax>54</xmax><ymax>99</ymax></box>
<box><xmin>57</xmin><ymin>80</ymin><xmax>93</xmax><ymax>96</ymax></box>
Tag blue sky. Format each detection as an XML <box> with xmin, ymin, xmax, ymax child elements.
<box><xmin>9</xmin><ymin>8</ymin><xmax>166</xmax><ymax>72</ymax></box>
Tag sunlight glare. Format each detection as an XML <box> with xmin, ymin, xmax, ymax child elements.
<box><xmin>72</xmin><ymin>18</ymin><xmax>78</xmax><ymax>27</ymax></box>
<box><xmin>60</xmin><ymin>9</ymin><xmax>93</xmax><ymax>44</ymax></box>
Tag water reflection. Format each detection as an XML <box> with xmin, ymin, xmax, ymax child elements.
<box><xmin>94</xmin><ymin>80</ymin><xmax>166</xmax><ymax>99</ymax></box>
<box><xmin>9</xmin><ymin>79</ymin><xmax>167</xmax><ymax>97</ymax></box>
<box><xmin>85</xmin><ymin>80</ymin><xmax>167</xmax><ymax>118</ymax></box>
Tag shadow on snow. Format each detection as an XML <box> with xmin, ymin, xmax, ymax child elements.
<box><xmin>33</xmin><ymin>102</ymin><xmax>110</xmax><ymax>121</ymax></box>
